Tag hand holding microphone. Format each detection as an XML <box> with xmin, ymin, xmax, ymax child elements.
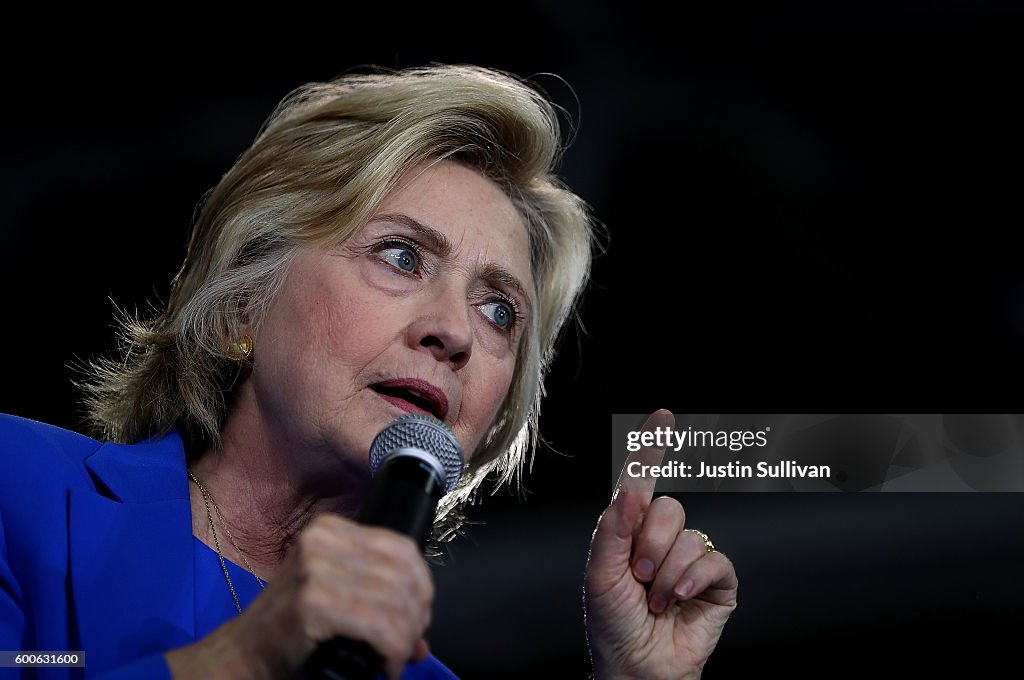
<box><xmin>167</xmin><ymin>414</ymin><xmax>463</xmax><ymax>680</ymax></box>
<box><xmin>303</xmin><ymin>413</ymin><xmax>464</xmax><ymax>680</ymax></box>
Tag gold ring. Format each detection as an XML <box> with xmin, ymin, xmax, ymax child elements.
<box><xmin>686</xmin><ymin>529</ymin><xmax>716</xmax><ymax>553</ymax></box>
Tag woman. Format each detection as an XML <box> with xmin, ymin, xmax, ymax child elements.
<box><xmin>0</xmin><ymin>65</ymin><xmax>737</xmax><ymax>679</ymax></box>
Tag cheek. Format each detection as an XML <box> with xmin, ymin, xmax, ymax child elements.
<box><xmin>306</xmin><ymin>272</ymin><xmax>399</xmax><ymax>354</ymax></box>
<box><xmin>459</xmin><ymin>360</ymin><xmax>517</xmax><ymax>455</ymax></box>
<box><xmin>258</xmin><ymin>272</ymin><xmax>393</xmax><ymax>398</ymax></box>
<box><xmin>320</xmin><ymin>295</ymin><xmax>395</xmax><ymax>365</ymax></box>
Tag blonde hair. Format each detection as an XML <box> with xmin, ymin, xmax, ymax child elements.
<box><xmin>81</xmin><ymin>64</ymin><xmax>594</xmax><ymax>541</ymax></box>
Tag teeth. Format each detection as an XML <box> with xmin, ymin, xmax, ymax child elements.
<box><xmin>374</xmin><ymin>383</ymin><xmax>439</xmax><ymax>417</ymax></box>
<box><xmin>398</xmin><ymin>387</ymin><xmax>433</xmax><ymax>412</ymax></box>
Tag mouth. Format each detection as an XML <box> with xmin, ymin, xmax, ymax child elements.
<box><xmin>369</xmin><ymin>378</ymin><xmax>449</xmax><ymax>422</ymax></box>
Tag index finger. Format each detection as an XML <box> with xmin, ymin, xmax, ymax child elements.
<box><xmin>614</xmin><ymin>409</ymin><xmax>676</xmax><ymax>505</ymax></box>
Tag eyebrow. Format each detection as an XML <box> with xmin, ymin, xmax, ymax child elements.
<box><xmin>373</xmin><ymin>212</ymin><xmax>533</xmax><ymax>313</ymax></box>
<box><xmin>374</xmin><ymin>213</ymin><xmax>456</xmax><ymax>257</ymax></box>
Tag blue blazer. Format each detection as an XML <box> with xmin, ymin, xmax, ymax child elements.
<box><xmin>0</xmin><ymin>414</ymin><xmax>457</xmax><ymax>679</ymax></box>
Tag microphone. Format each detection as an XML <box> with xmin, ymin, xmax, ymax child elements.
<box><xmin>302</xmin><ymin>413</ymin><xmax>464</xmax><ymax>680</ymax></box>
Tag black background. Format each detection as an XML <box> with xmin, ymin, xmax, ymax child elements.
<box><xmin>2</xmin><ymin>2</ymin><xmax>1023</xmax><ymax>677</ymax></box>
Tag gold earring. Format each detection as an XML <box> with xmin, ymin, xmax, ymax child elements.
<box><xmin>227</xmin><ymin>334</ymin><xmax>253</xmax><ymax>360</ymax></box>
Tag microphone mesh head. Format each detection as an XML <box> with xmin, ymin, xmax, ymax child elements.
<box><xmin>369</xmin><ymin>413</ymin><xmax>465</xmax><ymax>494</ymax></box>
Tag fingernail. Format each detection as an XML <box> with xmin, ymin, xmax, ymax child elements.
<box><xmin>674</xmin><ymin>578</ymin><xmax>694</xmax><ymax>599</ymax></box>
<box><xmin>649</xmin><ymin>593</ymin><xmax>668</xmax><ymax>614</ymax></box>
<box><xmin>633</xmin><ymin>558</ymin><xmax>655</xmax><ymax>581</ymax></box>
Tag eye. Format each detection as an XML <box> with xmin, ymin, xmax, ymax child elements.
<box><xmin>376</xmin><ymin>241</ymin><xmax>421</xmax><ymax>273</ymax></box>
<box><xmin>479</xmin><ymin>299</ymin><xmax>518</xmax><ymax>332</ymax></box>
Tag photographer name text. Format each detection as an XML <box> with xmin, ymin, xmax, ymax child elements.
<box><xmin>627</xmin><ymin>460</ymin><xmax>831</xmax><ymax>479</ymax></box>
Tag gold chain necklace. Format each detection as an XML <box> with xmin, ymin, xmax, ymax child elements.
<box><xmin>187</xmin><ymin>468</ymin><xmax>266</xmax><ymax>615</ymax></box>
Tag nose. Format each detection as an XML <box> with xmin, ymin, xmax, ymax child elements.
<box><xmin>406</xmin><ymin>291</ymin><xmax>473</xmax><ymax>370</ymax></box>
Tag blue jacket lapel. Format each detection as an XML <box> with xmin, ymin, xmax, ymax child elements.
<box><xmin>68</xmin><ymin>432</ymin><xmax>196</xmax><ymax>670</ymax></box>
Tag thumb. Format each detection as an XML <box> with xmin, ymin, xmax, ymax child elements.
<box><xmin>587</xmin><ymin>486</ymin><xmax>647</xmax><ymax>578</ymax></box>
<box><xmin>385</xmin><ymin>659</ymin><xmax>406</xmax><ymax>680</ymax></box>
<box><xmin>411</xmin><ymin>638</ymin><xmax>430</xmax><ymax>663</ymax></box>
<box><xmin>588</xmin><ymin>409</ymin><xmax>674</xmax><ymax>575</ymax></box>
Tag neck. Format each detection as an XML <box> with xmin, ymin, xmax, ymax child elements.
<box><xmin>187</xmin><ymin>387</ymin><xmax>372</xmax><ymax>581</ymax></box>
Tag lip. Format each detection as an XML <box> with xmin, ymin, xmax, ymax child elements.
<box><xmin>369</xmin><ymin>378</ymin><xmax>450</xmax><ymax>422</ymax></box>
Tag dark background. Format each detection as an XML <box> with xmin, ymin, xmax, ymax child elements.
<box><xmin>3</xmin><ymin>2</ymin><xmax>1023</xmax><ymax>677</ymax></box>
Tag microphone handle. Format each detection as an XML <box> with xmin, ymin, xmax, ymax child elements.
<box><xmin>302</xmin><ymin>456</ymin><xmax>445</xmax><ymax>680</ymax></box>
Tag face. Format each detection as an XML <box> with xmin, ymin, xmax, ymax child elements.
<box><xmin>245</xmin><ymin>160</ymin><xmax>534</xmax><ymax>483</ymax></box>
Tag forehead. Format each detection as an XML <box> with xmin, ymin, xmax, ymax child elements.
<box><xmin>375</xmin><ymin>160</ymin><xmax>534</xmax><ymax>296</ymax></box>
